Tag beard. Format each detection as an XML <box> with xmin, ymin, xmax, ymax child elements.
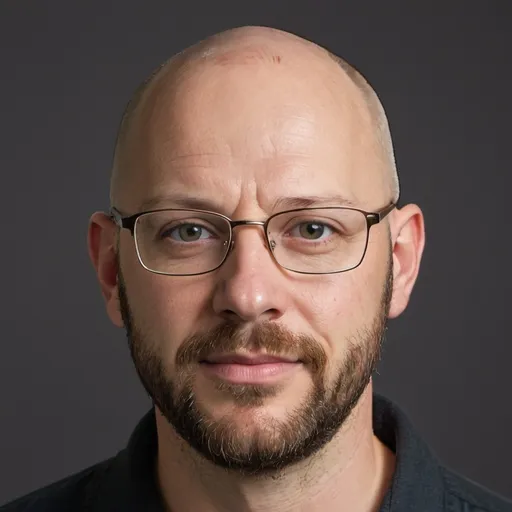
<box><xmin>118</xmin><ymin>259</ymin><xmax>393</xmax><ymax>477</ymax></box>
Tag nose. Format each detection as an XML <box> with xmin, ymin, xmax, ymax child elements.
<box><xmin>211</xmin><ymin>226</ymin><xmax>290</xmax><ymax>324</ymax></box>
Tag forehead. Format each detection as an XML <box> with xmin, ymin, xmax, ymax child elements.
<box><xmin>118</xmin><ymin>58</ymin><xmax>390</xmax><ymax>212</ymax></box>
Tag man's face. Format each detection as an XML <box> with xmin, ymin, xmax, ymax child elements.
<box><xmin>114</xmin><ymin>50</ymin><xmax>395</xmax><ymax>475</ymax></box>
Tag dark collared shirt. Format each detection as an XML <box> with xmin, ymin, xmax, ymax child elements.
<box><xmin>2</xmin><ymin>395</ymin><xmax>511</xmax><ymax>511</ymax></box>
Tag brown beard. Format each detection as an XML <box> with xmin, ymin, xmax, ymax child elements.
<box><xmin>118</xmin><ymin>260</ymin><xmax>393</xmax><ymax>476</ymax></box>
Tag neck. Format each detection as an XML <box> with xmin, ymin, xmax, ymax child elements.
<box><xmin>155</xmin><ymin>386</ymin><xmax>395</xmax><ymax>512</ymax></box>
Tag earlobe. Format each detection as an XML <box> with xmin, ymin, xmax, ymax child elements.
<box><xmin>388</xmin><ymin>204</ymin><xmax>425</xmax><ymax>319</ymax></box>
<box><xmin>87</xmin><ymin>212</ymin><xmax>124</xmax><ymax>328</ymax></box>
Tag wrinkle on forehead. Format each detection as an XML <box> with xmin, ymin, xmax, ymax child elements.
<box><xmin>127</xmin><ymin>57</ymin><xmax>363</xmax><ymax>159</ymax></box>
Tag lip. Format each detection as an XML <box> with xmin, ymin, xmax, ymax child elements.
<box><xmin>200</xmin><ymin>359</ymin><xmax>302</xmax><ymax>384</ymax></box>
<box><xmin>202</xmin><ymin>354</ymin><xmax>300</xmax><ymax>365</ymax></box>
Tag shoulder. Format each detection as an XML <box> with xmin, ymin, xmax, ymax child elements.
<box><xmin>441</xmin><ymin>466</ymin><xmax>512</xmax><ymax>512</ymax></box>
<box><xmin>0</xmin><ymin>458</ymin><xmax>114</xmax><ymax>512</ymax></box>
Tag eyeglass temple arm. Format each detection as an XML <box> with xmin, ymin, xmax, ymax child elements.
<box><xmin>378</xmin><ymin>202</ymin><xmax>397</xmax><ymax>220</ymax></box>
<box><xmin>366</xmin><ymin>202</ymin><xmax>397</xmax><ymax>227</ymax></box>
<box><xmin>110</xmin><ymin>207</ymin><xmax>137</xmax><ymax>234</ymax></box>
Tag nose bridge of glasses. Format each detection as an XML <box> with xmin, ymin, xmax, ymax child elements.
<box><xmin>225</xmin><ymin>220</ymin><xmax>271</xmax><ymax>253</ymax></box>
<box><xmin>230</xmin><ymin>220</ymin><xmax>267</xmax><ymax>229</ymax></box>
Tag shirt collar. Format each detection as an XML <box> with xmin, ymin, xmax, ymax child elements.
<box><xmin>88</xmin><ymin>408</ymin><xmax>164</xmax><ymax>511</ymax></box>
<box><xmin>373</xmin><ymin>394</ymin><xmax>445</xmax><ymax>511</ymax></box>
<box><xmin>89</xmin><ymin>394</ymin><xmax>445</xmax><ymax>511</ymax></box>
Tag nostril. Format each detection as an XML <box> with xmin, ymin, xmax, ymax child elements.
<box><xmin>220</xmin><ymin>307</ymin><xmax>282</xmax><ymax>323</ymax></box>
<box><xmin>265</xmin><ymin>308</ymin><xmax>281</xmax><ymax>321</ymax></box>
<box><xmin>220</xmin><ymin>309</ymin><xmax>246</xmax><ymax>324</ymax></box>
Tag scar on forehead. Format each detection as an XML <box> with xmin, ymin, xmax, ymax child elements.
<box><xmin>212</xmin><ymin>45</ymin><xmax>283</xmax><ymax>66</ymax></box>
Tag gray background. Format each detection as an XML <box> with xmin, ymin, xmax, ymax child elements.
<box><xmin>1</xmin><ymin>0</ymin><xmax>511</xmax><ymax>505</ymax></box>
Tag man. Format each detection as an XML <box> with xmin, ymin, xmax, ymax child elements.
<box><xmin>2</xmin><ymin>25</ymin><xmax>511</xmax><ymax>512</ymax></box>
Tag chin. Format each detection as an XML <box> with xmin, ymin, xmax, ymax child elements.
<box><xmin>196</xmin><ymin>367</ymin><xmax>312</xmax><ymax>406</ymax></box>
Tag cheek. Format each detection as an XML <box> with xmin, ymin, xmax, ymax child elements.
<box><xmin>298</xmin><ymin>276</ymin><xmax>365</xmax><ymax>332</ymax></box>
<box><xmin>296</xmin><ymin>267</ymin><xmax>385</xmax><ymax>355</ymax></box>
<box><xmin>123</xmin><ymin>265</ymin><xmax>214</xmax><ymax>357</ymax></box>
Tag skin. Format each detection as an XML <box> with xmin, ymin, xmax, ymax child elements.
<box><xmin>88</xmin><ymin>27</ymin><xmax>425</xmax><ymax>512</ymax></box>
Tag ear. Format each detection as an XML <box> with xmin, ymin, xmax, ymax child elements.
<box><xmin>87</xmin><ymin>212</ymin><xmax>124</xmax><ymax>328</ymax></box>
<box><xmin>388</xmin><ymin>204</ymin><xmax>425</xmax><ymax>319</ymax></box>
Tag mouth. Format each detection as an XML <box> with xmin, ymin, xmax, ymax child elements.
<box><xmin>199</xmin><ymin>353</ymin><xmax>303</xmax><ymax>384</ymax></box>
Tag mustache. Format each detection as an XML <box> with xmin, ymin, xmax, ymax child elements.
<box><xmin>176</xmin><ymin>322</ymin><xmax>327</xmax><ymax>374</ymax></box>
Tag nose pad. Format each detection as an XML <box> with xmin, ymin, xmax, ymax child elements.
<box><xmin>221</xmin><ymin>239</ymin><xmax>235</xmax><ymax>265</ymax></box>
<box><xmin>224</xmin><ymin>239</ymin><xmax>234</xmax><ymax>253</ymax></box>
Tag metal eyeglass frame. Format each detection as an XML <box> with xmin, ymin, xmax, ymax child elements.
<box><xmin>110</xmin><ymin>202</ymin><xmax>397</xmax><ymax>276</ymax></box>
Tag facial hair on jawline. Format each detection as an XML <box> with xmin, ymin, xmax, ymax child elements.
<box><xmin>116</xmin><ymin>252</ymin><xmax>393</xmax><ymax>477</ymax></box>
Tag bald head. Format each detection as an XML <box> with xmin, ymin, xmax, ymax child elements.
<box><xmin>110</xmin><ymin>26</ymin><xmax>399</xmax><ymax>208</ymax></box>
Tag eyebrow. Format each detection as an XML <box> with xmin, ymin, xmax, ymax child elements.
<box><xmin>138</xmin><ymin>195</ymin><xmax>223</xmax><ymax>212</ymax></box>
<box><xmin>271</xmin><ymin>195</ymin><xmax>358</xmax><ymax>210</ymax></box>
<box><xmin>137</xmin><ymin>193</ymin><xmax>359</xmax><ymax>214</ymax></box>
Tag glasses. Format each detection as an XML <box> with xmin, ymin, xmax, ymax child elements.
<box><xmin>110</xmin><ymin>203</ymin><xmax>395</xmax><ymax>276</ymax></box>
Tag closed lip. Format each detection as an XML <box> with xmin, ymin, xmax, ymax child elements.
<box><xmin>202</xmin><ymin>354</ymin><xmax>300</xmax><ymax>365</ymax></box>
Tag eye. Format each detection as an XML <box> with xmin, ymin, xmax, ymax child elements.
<box><xmin>291</xmin><ymin>222</ymin><xmax>333</xmax><ymax>240</ymax></box>
<box><xmin>164</xmin><ymin>224</ymin><xmax>214</xmax><ymax>242</ymax></box>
